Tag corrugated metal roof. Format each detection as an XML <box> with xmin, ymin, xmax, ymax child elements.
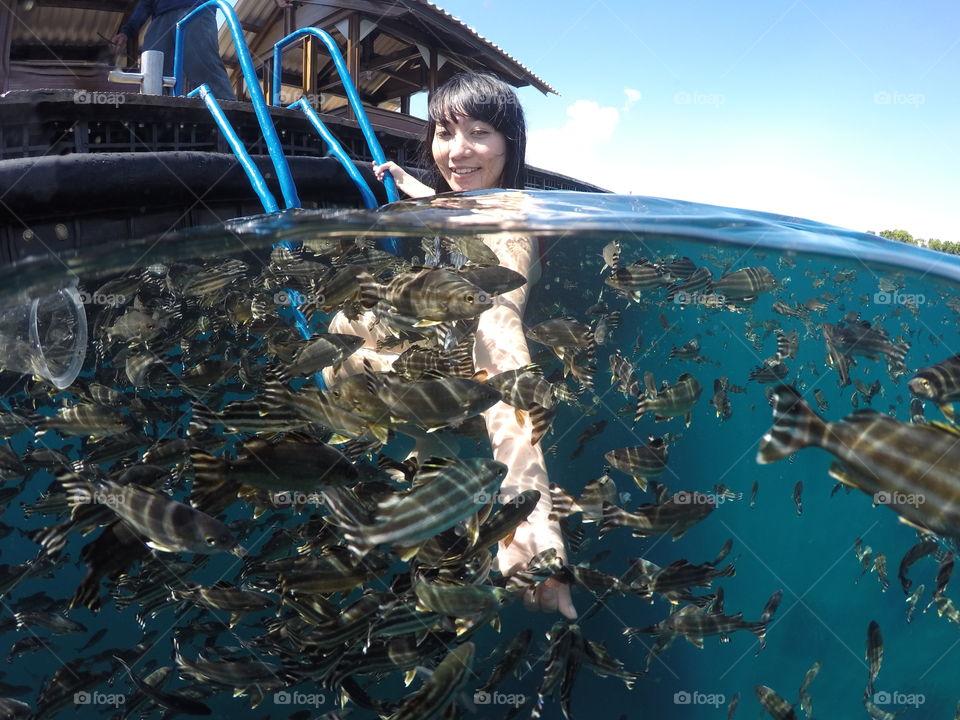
<box><xmin>407</xmin><ymin>0</ymin><xmax>556</xmax><ymax>95</ymax></box>
<box><xmin>227</xmin><ymin>0</ymin><xmax>557</xmax><ymax>95</ymax></box>
<box><xmin>11</xmin><ymin>6</ymin><xmax>125</xmax><ymax>46</ymax></box>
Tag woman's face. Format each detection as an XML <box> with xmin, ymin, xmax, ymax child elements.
<box><xmin>432</xmin><ymin>114</ymin><xmax>507</xmax><ymax>192</ymax></box>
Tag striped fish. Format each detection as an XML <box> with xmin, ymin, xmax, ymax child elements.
<box><xmin>757</xmin><ymin>385</ymin><xmax>960</xmax><ymax>538</ymax></box>
<box><xmin>604</xmin><ymin>259</ymin><xmax>669</xmax><ymax>300</ymax></box>
<box><xmin>332</xmin><ymin>457</ymin><xmax>507</xmax><ymax>558</ymax></box>
<box><xmin>797</xmin><ymin>659</ymin><xmax>820</xmax><ymax>718</ymax></box>
<box><xmin>755</xmin><ymin>685</ymin><xmax>797</xmax><ymax>719</ymax></box>
<box><xmin>865</xmin><ymin>620</ymin><xmax>883</xmax><ymax>698</ymax></box>
<box><xmin>392</xmin><ymin>333</ymin><xmax>475</xmax><ymax>381</ymax></box>
<box><xmin>609</xmin><ymin>349</ymin><xmax>641</xmax><ymax>398</ymax></box>
<box><xmin>181</xmin><ymin>259</ymin><xmax>248</xmax><ymax>298</ymax></box>
<box><xmin>635</xmin><ymin>373</ymin><xmax>702</xmax><ymax>425</ymax></box>
<box><xmin>905</xmin><ymin>584</ymin><xmax>924</xmax><ymax>623</ymax></box>
<box><xmin>487</xmin><ymin>364</ymin><xmax>573</xmax><ymax>445</ymax></box>
<box><xmin>909</xmin><ymin>353</ymin><xmax>960</xmax><ymax>420</ymax></box>
<box><xmin>60</xmin><ymin>479</ymin><xmax>244</xmax><ymax>556</ymax></box>
<box><xmin>599</xmin><ymin>492</ymin><xmax>715</xmax><ymax>540</ymax></box>
<box><xmin>775</xmin><ymin>329</ymin><xmax>799</xmax><ymax>360</ymax></box>
<box><xmin>456</xmin><ymin>265</ymin><xmax>526</xmax><ymax>295</ymax></box>
<box><xmin>525</xmin><ymin>317</ymin><xmax>596</xmax><ymax>362</ymax></box>
<box><xmin>601</xmin><ymin>239</ymin><xmax>621</xmax><ymax>273</ymax></box>
<box><xmin>264</xmin><ymin>380</ymin><xmax>390</xmax><ymax>443</ymax></box>
<box><xmin>710</xmin><ymin>266</ymin><xmax>776</xmax><ymax>302</ymax></box>
<box><xmin>749</xmin><ymin>359</ymin><xmax>789</xmax><ymax>384</ymax></box>
<box><xmin>532</xmin><ymin>621</ymin><xmax>585</xmax><ymax>720</ymax></box>
<box><xmin>666</xmin><ymin>265</ymin><xmax>713</xmax><ymax>303</ymax></box>
<box><xmin>633</xmin><ymin>602</ymin><xmax>769</xmax><ymax>648</ymax></box>
<box><xmin>669</xmin><ymin>338</ymin><xmax>701</xmax><ymax>361</ymax></box>
<box><xmin>604</xmin><ymin>438</ymin><xmax>669</xmax><ymax>491</ymax></box>
<box><xmin>390</xmin><ymin>642</ymin><xmax>475</xmax><ymax>720</ymax></box>
<box><xmin>273</xmin><ymin>333</ymin><xmax>364</xmax><ymax>380</ymax></box>
<box><xmin>772</xmin><ymin>300</ymin><xmax>807</xmax><ymax>319</ymax></box>
<box><xmin>711</xmin><ymin>377</ymin><xmax>732</xmax><ymax>420</ymax></box>
<box><xmin>824</xmin><ymin>318</ymin><xmax>910</xmax><ymax>379</ymax></box>
<box><xmin>898</xmin><ymin>539</ymin><xmax>939</xmax><ymax>594</ymax></box>
<box><xmin>364</xmin><ymin>365</ymin><xmax>501</xmax><ymax>432</ymax></box>
<box><xmin>359</xmin><ymin>267</ymin><xmax>492</xmax><ymax>325</ymax></box>
<box><xmin>933</xmin><ymin>550</ymin><xmax>954</xmax><ymax>599</ymax></box>
<box><xmin>662</xmin><ymin>256</ymin><xmax>697</xmax><ymax>280</ymax></box>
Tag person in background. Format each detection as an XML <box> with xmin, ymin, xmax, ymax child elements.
<box><xmin>327</xmin><ymin>72</ymin><xmax>577</xmax><ymax>620</ymax></box>
<box><xmin>110</xmin><ymin>0</ymin><xmax>235</xmax><ymax>100</ymax></box>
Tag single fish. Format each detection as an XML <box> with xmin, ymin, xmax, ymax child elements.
<box><xmin>758</xmin><ymin>385</ymin><xmax>960</xmax><ymax>539</ymax></box>
<box><xmin>865</xmin><ymin>620</ymin><xmax>883</xmax><ymax>699</ymax></box>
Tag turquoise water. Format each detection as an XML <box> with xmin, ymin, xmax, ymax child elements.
<box><xmin>1</xmin><ymin>190</ymin><xmax>959</xmax><ymax>718</ymax></box>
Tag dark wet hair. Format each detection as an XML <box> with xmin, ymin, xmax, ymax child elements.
<box><xmin>419</xmin><ymin>73</ymin><xmax>527</xmax><ymax>192</ymax></box>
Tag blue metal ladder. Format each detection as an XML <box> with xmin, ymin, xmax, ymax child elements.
<box><xmin>172</xmin><ymin>0</ymin><xmax>406</xmax><ymax>389</ymax></box>
<box><xmin>173</xmin><ymin>0</ymin><xmax>399</xmax><ymax>214</ymax></box>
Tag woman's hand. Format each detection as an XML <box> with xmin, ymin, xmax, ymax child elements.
<box><xmin>371</xmin><ymin>161</ymin><xmax>434</xmax><ymax>199</ymax></box>
<box><xmin>497</xmin><ymin>519</ymin><xmax>577</xmax><ymax>619</ymax></box>
<box><xmin>109</xmin><ymin>33</ymin><xmax>127</xmax><ymax>57</ymax></box>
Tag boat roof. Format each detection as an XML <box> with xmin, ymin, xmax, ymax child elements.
<box><xmin>4</xmin><ymin>1</ymin><xmax>557</xmax><ymax>100</ymax></box>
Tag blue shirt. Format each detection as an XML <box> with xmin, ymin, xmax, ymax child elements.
<box><xmin>119</xmin><ymin>0</ymin><xmax>203</xmax><ymax>37</ymax></box>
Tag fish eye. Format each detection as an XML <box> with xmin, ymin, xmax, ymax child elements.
<box><xmin>466</xmin><ymin>294</ymin><xmax>475</xmax><ymax>303</ymax></box>
<box><xmin>205</xmin><ymin>536</ymin><xmax>217</xmax><ymax>546</ymax></box>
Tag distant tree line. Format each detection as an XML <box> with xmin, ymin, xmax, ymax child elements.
<box><xmin>866</xmin><ymin>229</ymin><xmax>960</xmax><ymax>255</ymax></box>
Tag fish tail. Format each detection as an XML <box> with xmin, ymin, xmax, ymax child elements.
<box><xmin>356</xmin><ymin>271</ymin><xmax>380</xmax><ymax>309</ymax></box>
<box><xmin>27</xmin><ymin>524</ymin><xmax>71</xmax><ymax>557</ymax></box>
<box><xmin>188</xmin><ymin>401</ymin><xmax>220</xmax><ymax>434</ymax></box>
<box><xmin>634</xmin><ymin>398</ymin><xmax>647</xmax><ymax>425</ymax></box>
<box><xmin>528</xmin><ymin>404</ymin><xmax>556</xmax><ymax>446</ymax></box>
<box><xmin>599</xmin><ymin>501</ymin><xmax>629</xmax><ymax>538</ymax></box>
<box><xmin>756</xmin><ymin>385</ymin><xmax>827</xmax><ymax>463</ymax></box>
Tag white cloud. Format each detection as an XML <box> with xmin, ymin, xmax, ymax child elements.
<box><xmin>622</xmin><ymin>88</ymin><xmax>642</xmax><ymax>112</ymax></box>
<box><xmin>527</xmin><ymin>99</ymin><xmax>621</xmax><ymax>189</ymax></box>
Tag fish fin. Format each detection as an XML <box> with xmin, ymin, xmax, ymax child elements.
<box><xmin>515</xmin><ymin>408</ymin><xmax>526</xmax><ymax>427</ymax></box>
<box><xmin>632</xmin><ymin>476</ymin><xmax>648</xmax><ymax>492</ymax></box>
<box><xmin>397</xmin><ymin>544</ymin><xmax>421</xmax><ymax>562</ymax></box>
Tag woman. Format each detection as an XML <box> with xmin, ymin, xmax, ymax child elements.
<box><xmin>329</xmin><ymin>73</ymin><xmax>576</xmax><ymax>620</ymax></box>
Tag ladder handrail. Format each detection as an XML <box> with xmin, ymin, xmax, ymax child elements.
<box><xmin>290</xmin><ymin>98</ymin><xmax>377</xmax><ymax>210</ymax></box>
<box><xmin>271</xmin><ymin>27</ymin><xmax>399</xmax><ymax>204</ymax></box>
<box><xmin>186</xmin><ymin>84</ymin><xmax>279</xmax><ymax>213</ymax></box>
<box><xmin>174</xmin><ymin>0</ymin><xmax>301</xmax><ymax>210</ymax></box>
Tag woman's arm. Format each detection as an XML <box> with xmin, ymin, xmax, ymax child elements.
<box><xmin>473</xmin><ymin>233</ymin><xmax>577</xmax><ymax>620</ymax></box>
<box><xmin>372</xmin><ymin>161</ymin><xmax>435</xmax><ymax>199</ymax></box>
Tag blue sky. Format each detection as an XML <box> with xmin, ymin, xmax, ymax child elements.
<box><xmin>419</xmin><ymin>0</ymin><xmax>960</xmax><ymax>242</ymax></box>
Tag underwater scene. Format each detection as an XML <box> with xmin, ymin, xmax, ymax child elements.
<box><xmin>1</xmin><ymin>191</ymin><xmax>959</xmax><ymax>719</ymax></box>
